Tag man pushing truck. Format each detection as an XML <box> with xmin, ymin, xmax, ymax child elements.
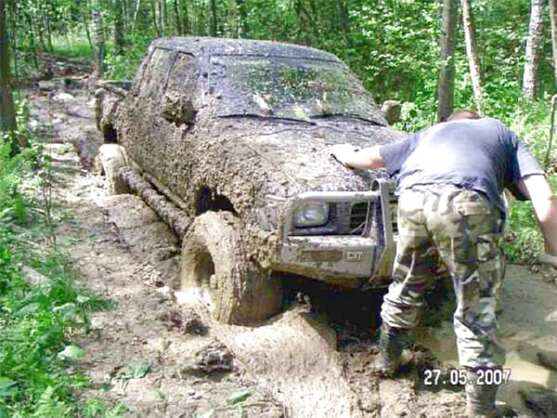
<box><xmin>330</xmin><ymin>110</ymin><xmax>557</xmax><ymax>418</ymax></box>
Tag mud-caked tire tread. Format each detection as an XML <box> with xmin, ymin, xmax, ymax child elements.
<box><xmin>98</xmin><ymin>144</ymin><xmax>129</xmax><ymax>195</ymax></box>
<box><xmin>181</xmin><ymin>211</ymin><xmax>282</xmax><ymax>325</ymax></box>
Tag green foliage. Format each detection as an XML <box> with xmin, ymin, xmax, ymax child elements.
<box><xmin>105</xmin><ymin>34</ymin><xmax>152</xmax><ymax>80</ymax></box>
<box><xmin>0</xmin><ymin>102</ymin><xmax>113</xmax><ymax>416</ymax></box>
<box><xmin>51</xmin><ymin>35</ymin><xmax>93</xmax><ymax>60</ymax></box>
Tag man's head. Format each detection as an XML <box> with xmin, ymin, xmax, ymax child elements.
<box><xmin>447</xmin><ymin>109</ymin><xmax>481</xmax><ymax>121</ymax></box>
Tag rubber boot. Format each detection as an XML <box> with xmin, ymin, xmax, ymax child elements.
<box><xmin>375</xmin><ymin>325</ymin><xmax>404</xmax><ymax>377</ymax></box>
<box><xmin>465</xmin><ymin>369</ymin><xmax>517</xmax><ymax>418</ymax></box>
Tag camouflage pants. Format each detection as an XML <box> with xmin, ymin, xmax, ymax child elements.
<box><xmin>380</xmin><ymin>185</ymin><xmax>506</xmax><ymax>369</ymax></box>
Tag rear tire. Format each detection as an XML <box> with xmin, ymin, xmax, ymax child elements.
<box><xmin>98</xmin><ymin>144</ymin><xmax>129</xmax><ymax>195</ymax></box>
<box><xmin>180</xmin><ymin>211</ymin><xmax>283</xmax><ymax>325</ymax></box>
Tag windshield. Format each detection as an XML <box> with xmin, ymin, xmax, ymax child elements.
<box><xmin>210</xmin><ymin>55</ymin><xmax>385</xmax><ymax>125</ymax></box>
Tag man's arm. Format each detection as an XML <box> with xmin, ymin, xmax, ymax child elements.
<box><xmin>519</xmin><ymin>175</ymin><xmax>557</xmax><ymax>258</ymax></box>
<box><xmin>329</xmin><ymin>144</ymin><xmax>386</xmax><ymax>170</ymax></box>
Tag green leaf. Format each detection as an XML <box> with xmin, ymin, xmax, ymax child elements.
<box><xmin>0</xmin><ymin>377</ymin><xmax>17</xmax><ymax>398</ymax></box>
<box><xmin>226</xmin><ymin>389</ymin><xmax>252</xmax><ymax>405</ymax></box>
<box><xmin>121</xmin><ymin>360</ymin><xmax>151</xmax><ymax>379</ymax></box>
<box><xmin>58</xmin><ymin>344</ymin><xmax>85</xmax><ymax>361</ymax></box>
<box><xmin>15</xmin><ymin>302</ymin><xmax>40</xmax><ymax>317</ymax></box>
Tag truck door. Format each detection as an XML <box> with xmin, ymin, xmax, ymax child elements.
<box><xmin>126</xmin><ymin>47</ymin><xmax>175</xmax><ymax>183</ymax></box>
<box><xmin>159</xmin><ymin>52</ymin><xmax>197</xmax><ymax>198</ymax></box>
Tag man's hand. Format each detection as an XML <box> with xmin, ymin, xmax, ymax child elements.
<box><xmin>329</xmin><ymin>144</ymin><xmax>386</xmax><ymax>171</ymax></box>
<box><xmin>329</xmin><ymin>143</ymin><xmax>359</xmax><ymax>168</ymax></box>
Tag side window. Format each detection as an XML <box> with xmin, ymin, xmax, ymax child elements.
<box><xmin>139</xmin><ymin>48</ymin><xmax>175</xmax><ymax>99</ymax></box>
<box><xmin>166</xmin><ymin>53</ymin><xmax>196</xmax><ymax>99</ymax></box>
<box><xmin>161</xmin><ymin>53</ymin><xmax>197</xmax><ymax>125</ymax></box>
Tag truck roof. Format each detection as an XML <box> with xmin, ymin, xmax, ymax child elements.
<box><xmin>151</xmin><ymin>37</ymin><xmax>343</xmax><ymax>63</ymax></box>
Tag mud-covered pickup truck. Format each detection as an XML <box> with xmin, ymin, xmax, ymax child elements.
<box><xmin>95</xmin><ymin>37</ymin><xmax>403</xmax><ymax>325</ymax></box>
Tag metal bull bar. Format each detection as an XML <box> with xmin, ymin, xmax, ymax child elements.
<box><xmin>267</xmin><ymin>179</ymin><xmax>397</xmax><ymax>279</ymax></box>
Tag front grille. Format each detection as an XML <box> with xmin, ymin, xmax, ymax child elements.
<box><xmin>350</xmin><ymin>202</ymin><xmax>369</xmax><ymax>230</ymax></box>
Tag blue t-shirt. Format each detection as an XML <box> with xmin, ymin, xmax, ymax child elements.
<box><xmin>379</xmin><ymin>117</ymin><xmax>545</xmax><ymax>214</ymax></box>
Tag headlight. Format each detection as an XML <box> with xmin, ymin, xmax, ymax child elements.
<box><xmin>293</xmin><ymin>202</ymin><xmax>329</xmax><ymax>227</ymax></box>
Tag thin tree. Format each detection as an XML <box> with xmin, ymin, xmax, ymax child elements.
<box><xmin>81</xmin><ymin>1</ymin><xmax>93</xmax><ymax>49</ymax></box>
<box><xmin>158</xmin><ymin>0</ymin><xmax>166</xmax><ymax>35</ymax></box>
<box><xmin>182</xmin><ymin>0</ymin><xmax>190</xmax><ymax>34</ymax></box>
<box><xmin>437</xmin><ymin>0</ymin><xmax>458</xmax><ymax>122</ymax></box>
<box><xmin>114</xmin><ymin>0</ymin><xmax>125</xmax><ymax>55</ymax></box>
<box><xmin>550</xmin><ymin>0</ymin><xmax>557</xmax><ymax>91</ymax></box>
<box><xmin>336</xmin><ymin>0</ymin><xmax>353</xmax><ymax>49</ymax></box>
<box><xmin>209</xmin><ymin>0</ymin><xmax>217</xmax><ymax>36</ymax></box>
<box><xmin>132</xmin><ymin>0</ymin><xmax>142</xmax><ymax>32</ymax></box>
<box><xmin>235</xmin><ymin>0</ymin><xmax>249</xmax><ymax>38</ymax></box>
<box><xmin>523</xmin><ymin>0</ymin><xmax>545</xmax><ymax>100</ymax></box>
<box><xmin>461</xmin><ymin>0</ymin><xmax>482</xmax><ymax>113</ymax></box>
<box><xmin>150</xmin><ymin>0</ymin><xmax>160</xmax><ymax>36</ymax></box>
<box><xmin>172</xmin><ymin>0</ymin><xmax>183</xmax><ymax>34</ymax></box>
<box><xmin>91</xmin><ymin>0</ymin><xmax>105</xmax><ymax>77</ymax></box>
<box><xmin>0</xmin><ymin>0</ymin><xmax>17</xmax><ymax>144</ymax></box>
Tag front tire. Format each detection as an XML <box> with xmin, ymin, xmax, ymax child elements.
<box><xmin>98</xmin><ymin>144</ymin><xmax>129</xmax><ymax>195</ymax></box>
<box><xmin>180</xmin><ymin>211</ymin><xmax>282</xmax><ymax>325</ymax></box>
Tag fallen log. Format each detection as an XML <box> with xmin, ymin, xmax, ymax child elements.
<box><xmin>119</xmin><ymin>166</ymin><xmax>191</xmax><ymax>240</ymax></box>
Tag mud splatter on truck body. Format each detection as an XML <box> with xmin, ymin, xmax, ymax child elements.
<box><xmin>97</xmin><ymin>37</ymin><xmax>404</xmax><ymax>324</ymax></box>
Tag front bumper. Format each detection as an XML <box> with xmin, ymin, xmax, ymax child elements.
<box><xmin>269</xmin><ymin>180</ymin><xmax>397</xmax><ymax>287</ymax></box>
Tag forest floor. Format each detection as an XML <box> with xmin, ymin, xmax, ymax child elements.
<box><xmin>23</xmin><ymin>56</ymin><xmax>557</xmax><ymax>417</ymax></box>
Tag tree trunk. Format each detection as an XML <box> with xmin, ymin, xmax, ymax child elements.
<box><xmin>336</xmin><ymin>0</ymin><xmax>353</xmax><ymax>49</ymax></box>
<box><xmin>150</xmin><ymin>0</ymin><xmax>160</xmax><ymax>36</ymax></box>
<box><xmin>461</xmin><ymin>0</ymin><xmax>482</xmax><ymax>113</ymax></box>
<box><xmin>132</xmin><ymin>0</ymin><xmax>141</xmax><ymax>32</ymax></box>
<box><xmin>182</xmin><ymin>0</ymin><xmax>190</xmax><ymax>34</ymax></box>
<box><xmin>114</xmin><ymin>0</ymin><xmax>125</xmax><ymax>55</ymax></box>
<box><xmin>235</xmin><ymin>0</ymin><xmax>249</xmax><ymax>38</ymax></box>
<box><xmin>91</xmin><ymin>0</ymin><xmax>105</xmax><ymax>77</ymax></box>
<box><xmin>81</xmin><ymin>2</ymin><xmax>94</xmax><ymax>49</ymax></box>
<box><xmin>44</xmin><ymin>10</ymin><xmax>53</xmax><ymax>51</ymax></box>
<box><xmin>159</xmin><ymin>0</ymin><xmax>166</xmax><ymax>35</ymax></box>
<box><xmin>24</xmin><ymin>10</ymin><xmax>39</xmax><ymax>69</ymax></box>
<box><xmin>523</xmin><ymin>0</ymin><xmax>545</xmax><ymax>100</ymax></box>
<box><xmin>0</xmin><ymin>0</ymin><xmax>17</xmax><ymax>148</ymax></box>
<box><xmin>172</xmin><ymin>0</ymin><xmax>183</xmax><ymax>34</ymax></box>
<box><xmin>550</xmin><ymin>0</ymin><xmax>557</xmax><ymax>91</ymax></box>
<box><xmin>209</xmin><ymin>0</ymin><xmax>217</xmax><ymax>36</ymax></box>
<box><xmin>437</xmin><ymin>0</ymin><xmax>459</xmax><ymax>122</ymax></box>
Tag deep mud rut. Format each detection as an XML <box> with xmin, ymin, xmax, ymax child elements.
<box><xmin>26</xmin><ymin>60</ymin><xmax>557</xmax><ymax>417</ymax></box>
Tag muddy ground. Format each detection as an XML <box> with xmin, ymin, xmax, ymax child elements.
<box><xmin>26</xmin><ymin>58</ymin><xmax>557</xmax><ymax>417</ymax></box>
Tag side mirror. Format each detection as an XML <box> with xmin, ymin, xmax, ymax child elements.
<box><xmin>381</xmin><ymin>100</ymin><xmax>402</xmax><ymax>125</ymax></box>
<box><xmin>161</xmin><ymin>93</ymin><xmax>196</xmax><ymax>126</ymax></box>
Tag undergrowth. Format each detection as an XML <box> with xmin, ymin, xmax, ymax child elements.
<box><xmin>0</xmin><ymin>102</ymin><xmax>122</xmax><ymax>417</ymax></box>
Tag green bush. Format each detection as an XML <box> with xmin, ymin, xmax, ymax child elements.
<box><xmin>0</xmin><ymin>101</ymin><xmax>113</xmax><ymax>417</ymax></box>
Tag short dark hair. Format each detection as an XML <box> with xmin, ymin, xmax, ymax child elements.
<box><xmin>447</xmin><ymin>109</ymin><xmax>481</xmax><ymax>121</ymax></box>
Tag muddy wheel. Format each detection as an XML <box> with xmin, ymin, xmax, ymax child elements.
<box><xmin>98</xmin><ymin>144</ymin><xmax>129</xmax><ymax>195</ymax></box>
<box><xmin>180</xmin><ymin>211</ymin><xmax>283</xmax><ymax>325</ymax></box>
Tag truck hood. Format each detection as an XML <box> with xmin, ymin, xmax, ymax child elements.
<box><xmin>233</xmin><ymin>122</ymin><xmax>404</xmax><ymax>196</ymax></box>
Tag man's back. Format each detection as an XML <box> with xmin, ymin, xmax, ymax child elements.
<box><xmin>380</xmin><ymin>117</ymin><xmax>543</xmax><ymax>214</ymax></box>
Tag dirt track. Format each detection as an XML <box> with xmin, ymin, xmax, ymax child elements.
<box><xmin>26</xmin><ymin>61</ymin><xmax>557</xmax><ymax>417</ymax></box>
